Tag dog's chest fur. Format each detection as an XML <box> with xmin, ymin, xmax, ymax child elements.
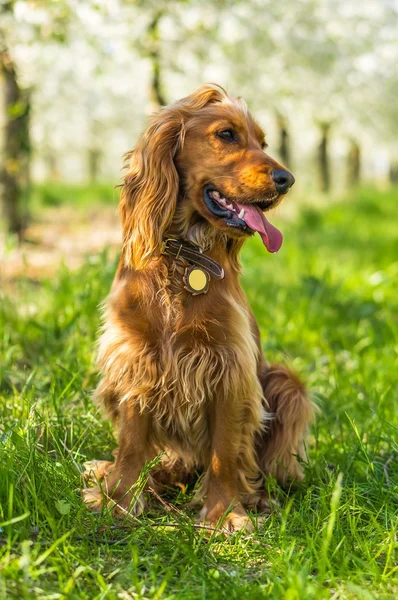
<box><xmin>96</xmin><ymin>264</ymin><xmax>264</xmax><ymax>462</ymax></box>
<box><xmin>156</xmin><ymin>291</ymin><xmax>263</xmax><ymax>466</ymax></box>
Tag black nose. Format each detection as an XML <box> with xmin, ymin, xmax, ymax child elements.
<box><xmin>271</xmin><ymin>169</ymin><xmax>295</xmax><ymax>194</ymax></box>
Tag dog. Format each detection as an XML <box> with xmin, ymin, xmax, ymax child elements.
<box><xmin>83</xmin><ymin>85</ymin><xmax>314</xmax><ymax>532</ymax></box>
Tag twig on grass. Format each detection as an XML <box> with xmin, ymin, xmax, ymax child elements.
<box><xmin>105</xmin><ymin>489</ymin><xmax>232</xmax><ymax>536</ymax></box>
<box><xmin>148</xmin><ymin>486</ymin><xmax>183</xmax><ymax>515</ymax></box>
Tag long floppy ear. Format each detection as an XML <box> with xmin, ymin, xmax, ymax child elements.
<box><xmin>120</xmin><ymin>84</ymin><xmax>228</xmax><ymax>270</ymax></box>
<box><xmin>120</xmin><ymin>110</ymin><xmax>182</xmax><ymax>270</ymax></box>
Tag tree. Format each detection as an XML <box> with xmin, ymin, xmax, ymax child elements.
<box><xmin>0</xmin><ymin>0</ymin><xmax>71</xmax><ymax>235</ymax></box>
<box><xmin>347</xmin><ymin>139</ymin><xmax>361</xmax><ymax>188</ymax></box>
<box><xmin>147</xmin><ymin>11</ymin><xmax>167</xmax><ymax>107</ymax></box>
<box><xmin>275</xmin><ymin>111</ymin><xmax>291</xmax><ymax>168</ymax></box>
<box><xmin>0</xmin><ymin>1</ymin><xmax>31</xmax><ymax>237</ymax></box>
<box><xmin>0</xmin><ymin>44</ymin><xmax>30</xmax><ymax>237</ymax></box>
<box><xmin>317</xmin><ymin>122</ymin><xmax>331</xmax><ymax>193</ymax></box>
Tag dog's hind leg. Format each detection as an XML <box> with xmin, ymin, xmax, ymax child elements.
<box><xmin>256</xmin><ymin>364</ymin><xmax>314</xmax><ymax>486</ymax></box>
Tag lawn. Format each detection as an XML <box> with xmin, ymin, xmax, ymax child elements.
<box><xmin>0</xmin><ymin>187</ymin><xmax>397</xmax><ymax>599</ymax></box>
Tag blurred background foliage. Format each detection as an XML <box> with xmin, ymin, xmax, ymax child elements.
<box><xmin>0</xmin><ymin>0</ymin><xmax>397</xmax><ymax>239</ymax></box>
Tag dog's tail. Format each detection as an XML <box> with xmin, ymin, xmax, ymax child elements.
<box><xmin>256</xmin><ymin>363</ymin><xmax>316</xmax><ymax>485</ymax></box>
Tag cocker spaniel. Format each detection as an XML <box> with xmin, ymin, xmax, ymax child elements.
<box><xmin>83</xmin><ymin>85</ymin><xmax>314</xmax><ymax>532</ymax></box>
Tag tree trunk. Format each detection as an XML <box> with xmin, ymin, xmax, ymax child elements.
<box><xmin>318</xmin><ymin>122</ymin><xmax>331</xmax><ymax>193</ymax></box>
<box><xmin>0</xmin><ymin>47</ymin><xmax>30</xmax><ymax>238</ymax></box>
<box><xmin>275</xmin><ymin>112</ymin><xmax>290</xmax><ymax>168</ymax></box>
<box><xmin>148</xmin><ymin>13</ymin><xmax>166</xmax><ymax>108</ymax></box>
<box><xmin>389</xmin><ymin>161</ymin><xmax>398</xmax><ymax>185</ymax></box>
<box><xmin>88</xmin><ymin>147</ymin><xmax>101</xmax><ymax>183</ymax></box>
<box><xmin>347</xmin><ymin>139</ymin><xmax>360</xmax><ymax>187</ymax></box>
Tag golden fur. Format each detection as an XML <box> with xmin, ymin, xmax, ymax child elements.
<box><xmin>82</xmin><ymin>85</ymin><xmax>314</xmax><ymax>532</ymax></box>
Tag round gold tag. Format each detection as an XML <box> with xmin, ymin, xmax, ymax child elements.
<box><xmin>188</xmin><ymin>269</ymin><xmax>207</xmax><ymax>290</ymax></box>
<box><xmin>183</xmin><ymin>266</ymin><xmax>210</xmax><ymax>295</ymax></box>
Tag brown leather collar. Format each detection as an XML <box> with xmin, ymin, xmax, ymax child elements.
<box><xmin>161</xmin><ymin>238</ymin><xmax>225</xmax><ymax>280</ymax></box>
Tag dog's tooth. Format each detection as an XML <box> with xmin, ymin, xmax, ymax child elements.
<box><xmin>238</xmin><ymin>209</ymin><xmax>245</xmax><ymax>219</ymax></box>
<box><xmin>227</xmin><ymin>204</ymin><xmax>234</xmax><ymax>210</ymax></box>
<box><xmin>219</xmin><ymin>197</ymin><xmax>227</xmax><ymax>205</ymax></box>
<box><xmin>212</xmin><ymin>190</ymin><xmax>221</xmax><ymax>199</ymax></box>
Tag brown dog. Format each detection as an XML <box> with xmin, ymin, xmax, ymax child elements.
<box><xmin>83</xmin><ymin>85</ymin><xmax>313</xmax><ymax>532</ymax></box>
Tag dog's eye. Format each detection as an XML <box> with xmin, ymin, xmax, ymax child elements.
<box><xmin>217</xmin><ymin>129</ymin><xmax>236</xmax><ymax>142</ymax></box>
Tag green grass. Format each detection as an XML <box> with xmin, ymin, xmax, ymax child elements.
<box><xmin>1</xmin><ymin>187</ymin><xmax>397</xmax><ymax>599</ymax></box>
<box><xmin>28</xmin><ymin>181</ymin><xmax>116</xmax><ymax>211</ymax></box>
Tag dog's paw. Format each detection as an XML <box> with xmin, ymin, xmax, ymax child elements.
<box><xmin>82</xmin><ymin>460</ymin><xmax>115</xmax><ymax>484</ymax></box>
<box><xmin>222</xmin><ymin>512</ymin><xmax>254</xmax><ymax>533</ymax></box>
<box><xmin>82</xmin><ymin>483</ymin><xmax>146</xmax><ymax>518</ymax></box>
<box><xmin>82</xmin><ymin>486</ymin><xmax>104</xmax><ymax>512</ymax></box>
<box><xmin>199</xmin><ymin>504</ymin><xmax>254</xmax><ymax>533</ymax></box>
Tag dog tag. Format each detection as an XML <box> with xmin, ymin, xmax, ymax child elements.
<box><xmin>183</xmin><ymin>265</ymin><xmax>210</xmax><ymax>295</ymax></box>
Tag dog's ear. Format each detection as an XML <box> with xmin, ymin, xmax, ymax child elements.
<box><xmin>120</xmin><ymin>84</ymin><xmax>227</xmax><ymax>270</ymax></box>
<box><xmin>120</xmin><ymin>110</ymin><xmax>182</xmax><ymax>270</ymax></box>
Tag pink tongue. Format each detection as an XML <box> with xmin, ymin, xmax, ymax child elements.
<box><xmin>236</xmin><ymin>202</ymin><xmax>283</xmax><ymax>252</ymax></box>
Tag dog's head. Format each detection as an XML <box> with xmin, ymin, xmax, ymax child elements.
<box><xmin>121</xmin><ymin>85</ymin><xmax>294</xmax><ymax>269</ymax></box>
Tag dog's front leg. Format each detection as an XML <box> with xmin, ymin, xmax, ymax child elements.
<box><xmin>83</xmin><ymin>399</ymin><xmax>154</xmax><ymax>517</ymax></box>
<box><xmin>200</xmin><ymin>395</ymin><xmax>255</xmax><ymax>533</ymax></box>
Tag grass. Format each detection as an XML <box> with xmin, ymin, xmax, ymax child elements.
<box><xmin>1</xmin><ymin>186</ymin><xmax>397</xmax><ymax>599</ymax></box>
<box><xmin>27</xmin><ymin>181</ymin><xmax>116</xmax><ymax>212</ymax></box>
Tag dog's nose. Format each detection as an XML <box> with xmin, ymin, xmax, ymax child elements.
<box><xmin>271</xmin><ymin>169</ymin><xmax>295</xmax><ymax>194</ymax></box>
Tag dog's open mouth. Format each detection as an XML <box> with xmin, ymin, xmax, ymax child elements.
<box><xmin>203</xmin><ymin>185</ymin><xmax>283</xmax><ymax>253</ymax></box>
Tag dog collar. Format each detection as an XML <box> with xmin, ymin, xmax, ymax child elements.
<box><xmin>161</xmin><ymin>238</ymin><xmax>225</xmax><ymax>295</ymax></box>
